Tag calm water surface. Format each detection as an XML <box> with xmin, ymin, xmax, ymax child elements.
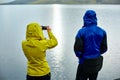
<box><xmin>0</xmin><ymin>4</ymin><xmax>120</xmax><ymax>80</ymax></box>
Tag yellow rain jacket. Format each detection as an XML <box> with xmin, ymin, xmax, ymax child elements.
<box><xmin>22</xmin><ymin>23</ymin><xmax>58</xmax><ymax>76</ymax></box>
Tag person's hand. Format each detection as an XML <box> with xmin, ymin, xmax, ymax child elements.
<box><xmin>47</xmin><ymin>26</ymin><xmax>51</xmax><ymax>31</ymax></box>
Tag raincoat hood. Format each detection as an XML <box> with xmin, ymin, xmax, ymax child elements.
<box><xmin>26</xmin><ymin>22</ymin><xmax>45</xmax><ymax>40</ymax></box>
<box><xmin>83</xmin><ymin>10</ymin><xmax>97</xmax><ymax>27</ymax></box>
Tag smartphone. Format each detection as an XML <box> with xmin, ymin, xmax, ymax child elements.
<box><xmin>41</xmin><ymin>26</ymin><xmax>47</xmax><ymax>30</ymax></box>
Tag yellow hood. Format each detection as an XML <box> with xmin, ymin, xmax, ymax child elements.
<box><xmin>26</xmin><ymin>22</ymin><xmax>45</xmax><ymax>40</ymax></box>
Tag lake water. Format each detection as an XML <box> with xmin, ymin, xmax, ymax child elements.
<box><xmin>0</xmin><ymin>4</ymin><xmax>120</xmax><ymax>80</ymax></box>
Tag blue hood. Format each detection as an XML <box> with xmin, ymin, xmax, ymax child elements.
<box><xmin>83</xmin><ymin>10</ymin><xmax>97</xmax><ymax>27</ymax></box>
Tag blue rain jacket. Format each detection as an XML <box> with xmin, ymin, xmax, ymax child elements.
<box><xmin>74</xmin><ymin>10</ymin><xmax>107</xmax><ymax>64</ymax></box>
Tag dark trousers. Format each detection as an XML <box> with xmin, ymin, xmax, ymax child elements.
<box><xmin>76</xmin><ymin>64</ymin><xmax>98</xmax><ymax>80</ymax></box>
<box><xmin>27</xmin><ymin>73</ymin><xmax>51</xmax><ymax>80</ymax></box>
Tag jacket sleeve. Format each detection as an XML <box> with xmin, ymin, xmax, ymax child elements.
<box><xmin>46</xmin><ymin>31</ymin><xmax>58</xmax><ymax>49</ymax></box>
<box><xmin>74</xmin><ymin>34</ymin><xmax>84</xmax><ymax>58</ymax></box>
<box><xmin>100</xmin><ymin>33</ymin><xmax>108</xmax><ymax>54</ymax></box>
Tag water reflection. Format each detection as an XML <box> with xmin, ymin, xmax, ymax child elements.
<box><xmin>49</xmin><ymin>4</ymin><xmax>66</xmax><ymax>80</ymax></box>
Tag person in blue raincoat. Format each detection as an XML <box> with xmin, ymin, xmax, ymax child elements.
<box><xmin>74</xmin><ymin>10</ymin><xmax>108</xmax><ymax>80</ymax></box>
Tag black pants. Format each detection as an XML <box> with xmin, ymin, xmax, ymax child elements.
<box><xmin>76</xmin><ymin>64</ymin><xmax>98</xmax><ymax>80</ymax></box>
<box><xmin>27</xmin><ymin>73</ymin><xmax>51</xmax><ymax>80</ymax></box>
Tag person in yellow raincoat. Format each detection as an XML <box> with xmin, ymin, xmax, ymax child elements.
<box><xmin>22</xmin><ymin>22</ymin><xmax>58</xmax><ymax>80</ymax></box>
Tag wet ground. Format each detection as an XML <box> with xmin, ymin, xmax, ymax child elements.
<box><xmin>0</xmin><ymin>4</ymin><xmax>120</xmax><ymax>80</ymax></box>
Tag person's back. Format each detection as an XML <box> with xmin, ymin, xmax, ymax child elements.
<box><xmin>74</xmin><ymin>10</ymin><xmax>107</xmax><ymax>80</ymax></box>
<box><xmin>79</xmin><ymin>25</ymin><xmax>106</xmax><ymax>59</ymax></box>
<box><xmin>22</xmin><ymin>23</ymin><xmax>58</xmax><ymax>80</ymax></box>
